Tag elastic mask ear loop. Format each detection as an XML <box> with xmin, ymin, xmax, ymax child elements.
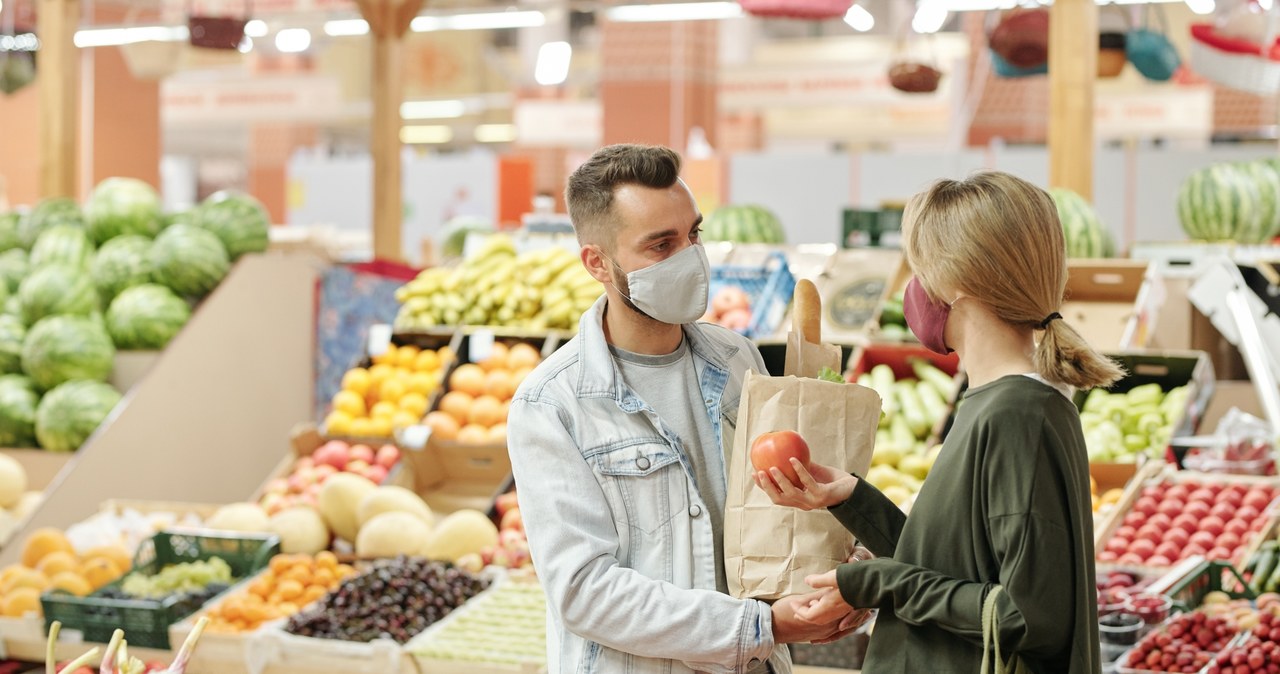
<box><xmin>596</xmin><ymin>248</ymin><xmax>634</xmax><ymax>304</ymax></box>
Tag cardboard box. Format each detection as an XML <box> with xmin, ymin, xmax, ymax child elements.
<box><xmin>814</xmin><ymin>248</ymin><xmax>901</xmax><ymax>344</ymax></box>
<box><xmin>1200</xmin><ymin>380</ymin><xmax>1265</xmax><ymax>432</ymax></box>
<box><xmin>1061</xmin><ymin>260</ymin><xmax>1154</xmax><ymax>350</ymax></box>
<box><xmin>847</xmin><ymin>342</ymin><xmax>963</xmax><ymax>445</ymax></box>
<box><xmin>1087</xmin><ymin>350</ymin><xmax>1217</xmax><ymax>439</ymax></box>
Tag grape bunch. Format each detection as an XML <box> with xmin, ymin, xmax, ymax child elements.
<box><xmin>285</xmin><ymin>557</ymin><xmax>488</xmax><ymax>644</ymax></box>
<box><xmin>110</xmin><ymin>558</ymin><xmax>233</xmax><ymax>599</ymax></box>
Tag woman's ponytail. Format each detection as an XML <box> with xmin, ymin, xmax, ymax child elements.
<box><xmin>1034</xmin><ymin>318</ymin><xmax>1125</xmax><ymax>391</ymax></box>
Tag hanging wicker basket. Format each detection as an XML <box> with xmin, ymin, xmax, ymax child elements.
<box><xmin>737</xmin><ymin>0</ymin><xmax>854</xmax><ymax>20</ymax></box>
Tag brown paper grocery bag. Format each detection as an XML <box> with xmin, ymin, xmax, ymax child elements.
<box><xmin>723</xmin><ymin>280</ymin><xmax>882</xmax><ymax>600</ymax></box>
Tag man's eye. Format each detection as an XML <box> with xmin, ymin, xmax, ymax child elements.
<box><xmin>653</xmin><ymin>241</ymin><xmax>670</xmax><ymax>252</ymax></box>
<box><xmin>690</xmin><ymin>228</ymin><xmax>702</xmax><ymax>242</ymax></box>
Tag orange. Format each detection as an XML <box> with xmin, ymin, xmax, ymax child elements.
<box><xmin>303</xmin><ymin>585</ymin><xmax>328</xmax><ymax>604</ymax></box>
<box><xmin>488</xmin><ymin>423</ymin><xmax>508</xmax><ymax>443</ymax></box>
<box><xmin>414</xmin><ymin>350</ymin><xmax>442</xmax><ymax>373</ymax></box>
<box><xmin>313</xmin><ymin>567</ymin><xmax>336</xmax><ymax>587</ymax></box>
<box><xmin>367</xmin><ymin>363</ymin><xmax>395</xmax><ymax>392</ymax></box>
<box><xmin>437</xmin><ymin>346</ymin><xmax>454</xmax><ymax>365</ymax></box>
<box><xmin>21</xmin><ymin>529</ymin><xmax>74</xmax><ymax>569</ymax></box>
<box><xmin>35</xmin><ymin>552</ymin><xmax>78</xmax><ymax>578</ymax></box>
<box><xmin>2</xmin><ymin>587</ymin><xmax>40</xmax><ymax>618</ymax></box>
<box><xmin>484</xmin><ymin>370</ymin><xmax>516</xmax><ymax>401</ymax></box>
<box><xmin>391</xmin><ymin>411</ymin><xmax>419</xmax><ymax>430</ymax></box>
<box><xmin>341</xmin><ymin>368</ymin><xmax>372</xmax><ymax>396</ymax></box>
<box><xmin>511</xmin><ymin>367</ymin><xmax>535</xmax><ymax>389</ymax></box>
<box><xmin>448</xmin><ymin>364</ymin><xmax>487</xmax><ymax>398</ymax></box>
<box><xmin>469</xmin><ymin>395</ymin><xmax>506</xmax><ymax>428</ymax></box>
<box><xmin>407</xmin><ymin>372</ymin><xmax>439</xmax><ymax>398</ymax></box>
<box><xmin>331</xmin><ymin>390</ymin><xmax>366</xmax><ymax>418</ymax></box>
<box><xmin>269</xmin><ymin>555</ymin><xmax>293</xmax><ymax>575</ymax></box>
<box><xmin>424</xmin><ymin>411</ymin><xmax>460</xmax><ymax>441</ymax></box>
<box><xmin>399</xmin><ymin>393</ymin><xmax>429</xmax><ymax>418</ymax></box>
<box><xmin>80</xmin><ymin>558</ymin><xmax>123</xmax><ymax>590</ymax></box>
<box><xmin>370</xmin><ymin>401</ymin><xmax>398</xmax><ymax>420</ymax></box>
<box><xmin>438</xmin><ymin>392</ymin><xmax>474</xmax><ymax>424</ymax></box>
<box><xmin>457</xmin><ymin>424</ymin><xmax>492</xmax><ymax>445</ymax></box>
<box><xmin>379</xmin><ymin>378</ymin><xmax>408</xmax><ymax>405</ymax></box>
<box><xmin>368</xmin><ymin>416</ymin><xmax>394</xmax><ymax>438</ymax></box>
<box><xmin>81</xmin><ymin>546</ymin><xmax>131</xmax><ymax>573</ymax></box>
<box><xmin>315</xmin><ymin>551</ymin><xmax>338</xmax><ymax>570</ymax></box>
<box><xmin>479</xmin><ymin>343</ymin><xmax>510</xmax><ymax>373</ymax></box>
<box><xmin>371</xmin><ymin>347</ymin><xmax>397</xmax><ymax>366</ymax></box>
<box><xmin>277</xmin><ymin>579</ymin><xmax>304</xmax><ymax>601</ymax></box>
<box><xmin>1</xmin><ymin>568</ymin><xmax>48</xmax><ymax>594</ymax></box>
<box><xmin>507</xmin><ymin>343</ymin><xmax>541</xmax><ymax>371</ymax></box>
<box><xmin>396</xmin><ymin>345</ymin><xmax>421</xmax><ymax>369</ymax></box>
<box><xmin>323</xmin><ymin>411</ymin><xmax>354</xmax><ymax>437</ymax></box>
<box><xmin>349</xmin><ymin>417</ymin><xmax>375</xmax><ymax>438</ymax></box>
<box><xmin>249</xmin><ymin>577</ymin><xmax>273</xmax><ymax>599</ymax></box>
<box><xmin>50</xmin><ymin>572</ymin><xmax>92</xmax><ymax>597</ymax></box>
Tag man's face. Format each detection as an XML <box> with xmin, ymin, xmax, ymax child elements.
<box><xmin>601</xmin><ymin>181</ymin><xmax>703</xmax><ymax>317</ymax></box>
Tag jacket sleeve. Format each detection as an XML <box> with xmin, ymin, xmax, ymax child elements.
<box><xmin>827</xmin><ymin>478</ymin><xmax>906</xmax><ymax>559</ymax></box>
<box><xmin>834</xmin><ymin>514</ymin><xmax>1075</xmax><ymax>658</ymax></box>
<box><xmin>508</xmin><ymin>396</ymin><xmax>776</xmax><ymax>674</ymax></box>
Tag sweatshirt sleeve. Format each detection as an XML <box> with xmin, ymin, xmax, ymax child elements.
<box><xmin>827</xmin><ymin>477</ymin><xmax>906</xmax><ymax>560</ymax></box>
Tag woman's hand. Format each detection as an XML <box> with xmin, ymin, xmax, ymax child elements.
<box><xmin>753</xmin><ymin>458</ymin><xmax>858</xmax><ymax>510</ymax></box>
<box><xmin>798</xmin><ymin>570</ymin><xmax>857</xmax><ymax>626</ymax></box>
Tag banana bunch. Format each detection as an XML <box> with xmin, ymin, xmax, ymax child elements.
<box><xmin>395</xmin><ymin>235</ymin><xmax>604</xmax><ymax>331</ymax></box>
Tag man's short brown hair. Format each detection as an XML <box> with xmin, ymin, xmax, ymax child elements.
<box><xmin>565</xmin><ymin>144</ymin><xmax>683</xmax><ymax>248</ymax></box>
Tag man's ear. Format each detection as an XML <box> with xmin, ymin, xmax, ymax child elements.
<box><xmin>581</xmin><ymin>245</ymin><xmax>613</xmax><ymax>285</ymax></box>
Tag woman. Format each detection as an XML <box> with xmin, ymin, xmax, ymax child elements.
<box><xmin>757</xmin><ymin>172</ymin><xmax>1119</xmax><ymax>674</ymax></box>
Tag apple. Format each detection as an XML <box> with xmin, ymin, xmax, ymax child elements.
<box><xmin>260</xmin><ymin>493</ymin><xmax>287</xmax><ymax>516</ymax></box>
<box><xmin>346</xmin><ymin>459</ymin><xmax>370</xmax><ymax>474</ymax></box>
<box><xmin>287</xmin><ymin>472</ymin><xmax>312</xmax><ymax>493</ymax></box>
<box><xmin>507</xmin><ymin>547</ymin><xmax>532</xmax><ymax>568</ymax></box>
<box><xmin>750</xmin><ymin>431</ymin><xmax>811</xmax><ymax>488</ymax></box>
<box><xmin>1223</xmin><ymin>488</ymin><xmax>1245</xmax><ymax>508</ymax></box>
<box><xmin>349</xmin><ymin>444</ymin><xmax>375</xmax><ymax>465</ymax></box>
<box><xmin>296</xmin><ymin>457</ymin><xmax>315</xmax><ymax>471</ymax></box>
<box><xmin>500</xmin><ymin>528</ymin><xmax>527</xmax><ymax>549</ymax></box>
<box><xmin>1183</xmin><ymin>543</ymin><xmax>1208</xmax><ymax>558</ymax></box>
<box><xmin>495</xmin><ymin>491</ymin><xmax>519</xmax><ymax>518</ymax></box>
<box><xmin>366</xmin><ymin>465</ymin><xmax>389</xmax><ymax>484</ymax></box>
<box><xmin>1166</xmin><ymin>484</ymin><xmax>1191</xmax><ymax>502</ymax></box>
<box><xmin>312</xmin><ymin>441</ymin><xmax>350</xmax><ymax>470</ymax></box>
<box><xmin>1118</xmin><ymin>552</ymin><xmax>1145</xmax><ymax>565</ymax></box>
<box><xmin>501</xmin><ymin>508</ymin><xmax>524</xmax><ymax>532</ymax></box>
<box><xmin>264</xmin><ymin>478</ymin><xmax>289</xmax><ymax>496</ymax></box>
<box><xmin>314</xmin><ymin>464</ymin><xmax>338</xmax><ymax>482</ymax></box>
<box><xmin>1173</xmin><ymin>514</ymin><xmax>1200</xmax><ymax>534</ymax></box>
<box><xmin>1116</xmin><ymin>525</ymin><xmax>1139</xmax><ymax>541</ymax></box>
<box><xmin>375</xmin><ymin>445</ymin><xmax>401</xmax><ymax>469</ymax></box>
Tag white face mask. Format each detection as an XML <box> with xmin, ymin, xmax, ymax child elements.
<box><xmin>605</xmin><ymin>244</ymin><xmax>711</xmax><ymax>325</ymax></box>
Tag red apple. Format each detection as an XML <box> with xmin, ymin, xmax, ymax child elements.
<box><xmin>365</xmin><ymin>464</ymin><xmax>389</xmax><ymax>484</ymax></box>
<box><xmin>1173</xmin><ymin>514</ymin><xmax>1200</xmax><ymax>533</ymax></box>
<box><xmin>1183</xmin><ymin>544</ymin><xmax>1208</xmax><ymax>558</ymax></box>
<box><xmin>1166</xmin><ymin>484</ymin><xmax>1191</xmax><ymax>501</ymax></box>
<box><xmin>1245</xmin><ymin>490</ymin><xmax>1273</xmax><ymax>511</ymax></box>
<box><xmin>1115</xmin><ymin>526</ymin><xmax>1138</xmax><ymax>541</ymax></box>
<box><xmin>1118</xmin><ymin>553</ymin><xmax>1145</xmax><ymax>565</ymax></box>
<box><xmin>501</xmin><ymin>508</ymin><xmax>524</xmax><ymax>532</ymax></box>
<box><xmin>750</xmin><ymin>431</ymin><xmax>811</xmax><ymax>488</ymax></box>
<box><xmin>375</xmin><ymin>444</ymin><xmax>401</xmax><ymax>469</ymax></box>
<box><xmin>349</xmin><ymin>444</ymin><xmax>375</xmax><ymax>465</ymax></box>
<box><xmin>312</xmin><ymin>440</ymin><xmax>350</xmax><ymax>470</ymax></box>
<box><xmin>495</xmin><ymin>491</ymin><xmax>519</xmax><ymax>518</ymax></box>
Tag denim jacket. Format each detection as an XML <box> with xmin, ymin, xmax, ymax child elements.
<box><xmin>508</xmin><ymin>296</ymin><xmax>791</xmax><ymax>674</ymax></box>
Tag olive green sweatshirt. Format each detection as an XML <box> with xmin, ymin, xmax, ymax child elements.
<box><xmin>831</xmin><ymin>375</ymin><xmax>1100</xmax><ymax>674</ymax></box>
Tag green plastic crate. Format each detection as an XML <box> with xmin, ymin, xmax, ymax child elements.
<box><xmin>41</xmin><ymin>529</ymin><xmax>279</xmax><ymax>649</ymax></box>
<box><xmin>1166</xmin><ymin>560</ymin><xmax>1255</xmax><ymax>613</ymax></box>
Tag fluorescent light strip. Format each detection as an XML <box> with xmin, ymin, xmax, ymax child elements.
<box><xmin>275</xmin><ymin>27</ymin><xmax>311</xmax><ymax>53</ymax></box>
<box><xmin>73</xmin><ymin>25</ymin><xmax>188</xmax><ymax>48</ymax></box>
<box><xmin>324</xmin><ymin>19</ymin><xmax>369</xmax><ymax>36</ymax></box>
<box><xmin>844</xmin><ymin>5</ymin><xmax>874</xmax><ymax>31</ymax></box>
<box><xmin>244</xmin><ymin>19</ymin><xmax>269</xmax><ymax>38</ymax></box>
<box><xmin>475</xmin><ymin>124</ymin><xmax>518</xmax><ymax>143</ymax></box>
<box><xmin>401</xmin><ymin>100</ymin><xmax>467</xmax><ymax>120</ymax></box>
<box><xmin>535</xmin><ymin>41</ymin><xmax>572</xmax><ymax>86</ymax></box>
<box><xmin>412</xmin><ymin>10</ymin><xmax>546</xmax><ymax>32</ymax></box>
<box><xmin>401</xmin><ymin>125</ymin><xmax>454</xmax><ymax>144</ymax></box>
<box><xmin>606</xmin><ymin>2</ymin><xmax>743</xmax><ymax>22</ymax></box>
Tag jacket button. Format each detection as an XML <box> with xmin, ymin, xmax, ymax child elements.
<box><xmin>636</xmin><ymin>456</ymin><xmax>651</xmax><ymax>470</ymax></box>
<box><xmin>689</xmin><ymin>504</ymin><xmax>703</xmax><ymax>518</ymax></box>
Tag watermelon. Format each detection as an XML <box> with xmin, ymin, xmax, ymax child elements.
<box><xmin>1178</xmin><ymin>164</ymin><xmax>1268</xmax><ymax>243</ymax></box>
<box><xmin>16</xmin><ymin>264</ymin><xmax>99</xmax><ymax>326</ymax></box>
<box><xmin>150</xmin><ymin>224</ymin><xmax>230</xmax><ymax>298</ymax></box>
<box><xmin>90</xmin><ymin>235</ymin><xmax>153</xmax><ymax>303</ymax></box>
<box><xmin>1242</xmin><ymin>161</ymin><xmax>1280</xmax><ymax>241</ymax></box>
<box><xmin>0</xmin><ymin>315</ymin><xmax>24</xmax><ymax>376</ymax></box>
<box><xmin>162</xmin><ymin>210</ymin><xmax>194</xmax><ymax>229</ymax></box>
<box><xmin>2</xmin><ymin>298</ymin><xmax>19</xmax><ymax>323</ymax></box>
<box><xmin>442</xmin><ymin>216</ymin><xmax>494</xmax><ymax>259</ymax></box>
<box><xmin>34</xmin><ymin>380</ymin><xmax>121</xmax><ymax>452</ymax></box>
<box><xmin>18</xmin><ymin>198</ymin><xmax>84</xmax><ymax>250</ymax></box>
<box><xmin>1049</xmin><ymin>188</ymin><xmax>1116</xmax><ymax>258</ymax></box>
<box><xmin>83</xmin><ymin>177</ymin><xmax>163</xmax><ymax>244</ymax></box>
<box><xmin>106</xmin><ymin>284</ymin><xmax>191</xmax><ymax>350</ymax></box>
<box><xmin>0</xmin><ymin>249</ymin><xmax>28</xmax><ymax>295</ymax></box>
<box><xmin>0</xmin><ymin>212</ymin><xmax>21</xmax><ymax>253</ymax></box>
<box><xmin>0</xmin><ymin>374</ymin><xmax>38</xmax><ymax>447</ymax></box>
<box><xmin>702</xmin><ymin>205</ymin><xmax>786</xmax><ymax>244</ymax></box>
<box><xmin>21</xmin><ymin>315</ymin><xmax>115</xmax><ymax>392</ymax></box>
<box><xmin>30</xmin><ymin>225</ymin><xmax>95</xmax><ymax>270</ymax></box>
<box><xmin>194</xmin><ymin>191</ymin><xmax>270</xmax><ymax>260</ymax></box>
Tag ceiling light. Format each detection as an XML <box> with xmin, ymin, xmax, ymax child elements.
<box><xmin>324</xmin><ymin>19</ymin><xmax>369</xmax><ymax>36</ymax></box>
<box><xmin>534</xmin><ymin>41</ymin><xmax>572</xmax><ymax>86</ymax></box>
<box><xmin>238</xmin><ymin>36</ymin><xmax>253</xmax><ymax>53</ymax></box>
<box><xmin>244</xmin><ymin>20</ymin><xmax>268</xmax><ymax>38</ymax></box>
<box><xmin>412</xmin><ymin>10</ymin><xmax>546</xmax><ymax>32</ymax></box>
<box><xmin>606</xmin><ymin>2</ymin><xmax>744</xmax><ymax>22</ymax></box>
<box><xmin>1184</xmin><ymin>0</ymin><xmax>1215</xmax><ymax>13</ymax></box>
<box><xmin>0</xmin><ymin>33</ymin><xmax>39</xmax><ymax>52</ymax></box>
<box><xmin>844</xmin><ymin>5</ymin><xmax>875</xmax><ymax>31</ymax></box>
<box><xmin>74</xmin><ymin>25</ymin><xmax>187</xmax><ymax>48</ymax></box>
<box><xmin>401</xmin><ymin>125</ymin><xmax>454</xmax><ymax>144</ymax></box>
<box><xmin>401</xmin><ymin>100</ymin><xmax>467</xmax><ymax>120</ymax></box>
<box><xmin>912</xmin><ymin>2</ymin><xmax>949</xmax><ymax>32</ymax></box>
<box><xmin>274</xmin><ymin>28</ymin><xmax>311</xmax><ymax>53</ymax></box>
<box><xmin>475</xmin><ymin>124</ymin><xmax>518</xmax><ymax>143</ymax></box>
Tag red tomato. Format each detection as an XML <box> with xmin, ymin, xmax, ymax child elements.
<box><xmin>750</xmin><ymin>431</ymin><xmax>811</xmax><ymax>488</ymax></box>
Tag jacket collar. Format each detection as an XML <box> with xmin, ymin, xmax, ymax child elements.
<box><xmin>575</xmin><ymin>295</ymin><xmax>737</xmax><ymax>399</ymax></box>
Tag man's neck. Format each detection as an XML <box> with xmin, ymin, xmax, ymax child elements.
<box><xmin>602</xmin><ymin>296</ymin><xmax>684</xmax><ymax>356</ymax></box>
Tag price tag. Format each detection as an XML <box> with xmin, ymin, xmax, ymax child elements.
<box><xmin>469</xmin><ymin>329</ymin><xmax>495</xmax><ymax>363</ymax></box>
<box><xmin>398</xmin><ymin>424</ymin><xmax>432</xmax><ymax>450</ymax></box>
<box><xmin>366</xmin><ymin>324</ymin><xmax>393</xmax><ymax>357</ymax></box>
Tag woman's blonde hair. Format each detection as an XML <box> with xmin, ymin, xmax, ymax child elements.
<box><xmin>901</xmin><ymin>171</ymin><xmax>1123</xmax><ymax>390</ymax></box>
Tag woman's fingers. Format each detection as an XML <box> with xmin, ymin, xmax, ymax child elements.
<box><xmin>806</xmin><ymin>570</ymin><xmax>838</xmax><ymax>589</ymax></box>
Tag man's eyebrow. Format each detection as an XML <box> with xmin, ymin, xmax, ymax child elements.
<box><xmin>640</xmin><ymin>229</ymin><xmax>679</xmax><ymax>243</ymax></box>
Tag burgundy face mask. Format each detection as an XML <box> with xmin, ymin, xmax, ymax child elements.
<box><xmin>902</xmin><ymin>276</ymin><xmax>954</xmax><ymax>355</ymax></box>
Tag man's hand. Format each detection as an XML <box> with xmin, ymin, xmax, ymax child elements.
<box><xmin>753</xmin><ymin>458</ymin><xmax>858</xmax><ymax>511</ymax></box>
<box><xmin>770</xmin><ymin>593</ymin><xmax>846</xmax><ymax>645</ymax></box>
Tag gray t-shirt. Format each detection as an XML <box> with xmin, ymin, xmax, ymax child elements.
<box><xmin>610</xmin><ymin>337</ymin><xmax>729</xmax><ymax>594</ymax></box>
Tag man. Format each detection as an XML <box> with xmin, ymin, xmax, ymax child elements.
<box><xmin>508</xmin><ymin>144</ymin><xmax>844</xmax><ymax>674</ymax></box>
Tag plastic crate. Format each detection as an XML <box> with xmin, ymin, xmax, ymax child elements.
<box><xmin>708</xmin><ymin>251</ymin><xmax>797</xmax><ymax>340</ymax></box>
<box><xmin>42</xmin><ymin>530</ymin><xmax>279</xmax><ymax>649</ymax></box>
<box><xmin>1165</xmin><ymin>560</ymin><xmax>1255</xmax><ymax>613</ymax></box>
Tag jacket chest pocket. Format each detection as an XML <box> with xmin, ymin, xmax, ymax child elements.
<box><xmin>590</xmin><ymin>442</ymin><xmax>689</xmax><ymax>536</ymax></box>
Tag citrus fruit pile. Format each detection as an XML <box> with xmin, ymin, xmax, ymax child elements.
<box><xmin>324</xmin><ymin>345</ymin><xmax>453</xmax><ymax>439</ymax></box>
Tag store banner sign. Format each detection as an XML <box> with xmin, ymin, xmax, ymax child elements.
<box><xmin>1095</xmin><ymin>88</ymin><xmax>1213</xmax><ymax>141</ymax></box>
<box><xmin>513</xmin><ymin>100</ymin><xmax>602</xmax><ymax>148</ymax></box>
<box><xmin>162</xmin><ymin>76</ymin><xmax>345</xmax><ymax>124</ymax></box>
<box><xmin>719</xmin><ymin>60</ymin><xmax>953</xmax><ymax>110</ymax></box>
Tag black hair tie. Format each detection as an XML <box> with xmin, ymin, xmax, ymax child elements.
<box><xmin>1039</xmin><ymin>312</ymin><xmax>1063</xmax><ymax>330</ymax></box>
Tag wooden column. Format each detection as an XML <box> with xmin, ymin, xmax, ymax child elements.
<box><xmin>1048</xmin><ymin>0</ymin><xmax>1097</xmax><ymax>199</ymax></box>
<box><xmin>356</xmin><ymin>0</ymin><xmax>424</xmax><ymax>262</ymax></box>
<box><xmin>38</xmin><ymin>0</ymin><xmax>79</xmax><ymax>199</ymax></box>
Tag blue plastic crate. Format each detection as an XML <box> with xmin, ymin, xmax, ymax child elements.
<box><xmin>708</xmin><ymin>252</ymin><xmax>797</xmax><ymax>339</ymax></box>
